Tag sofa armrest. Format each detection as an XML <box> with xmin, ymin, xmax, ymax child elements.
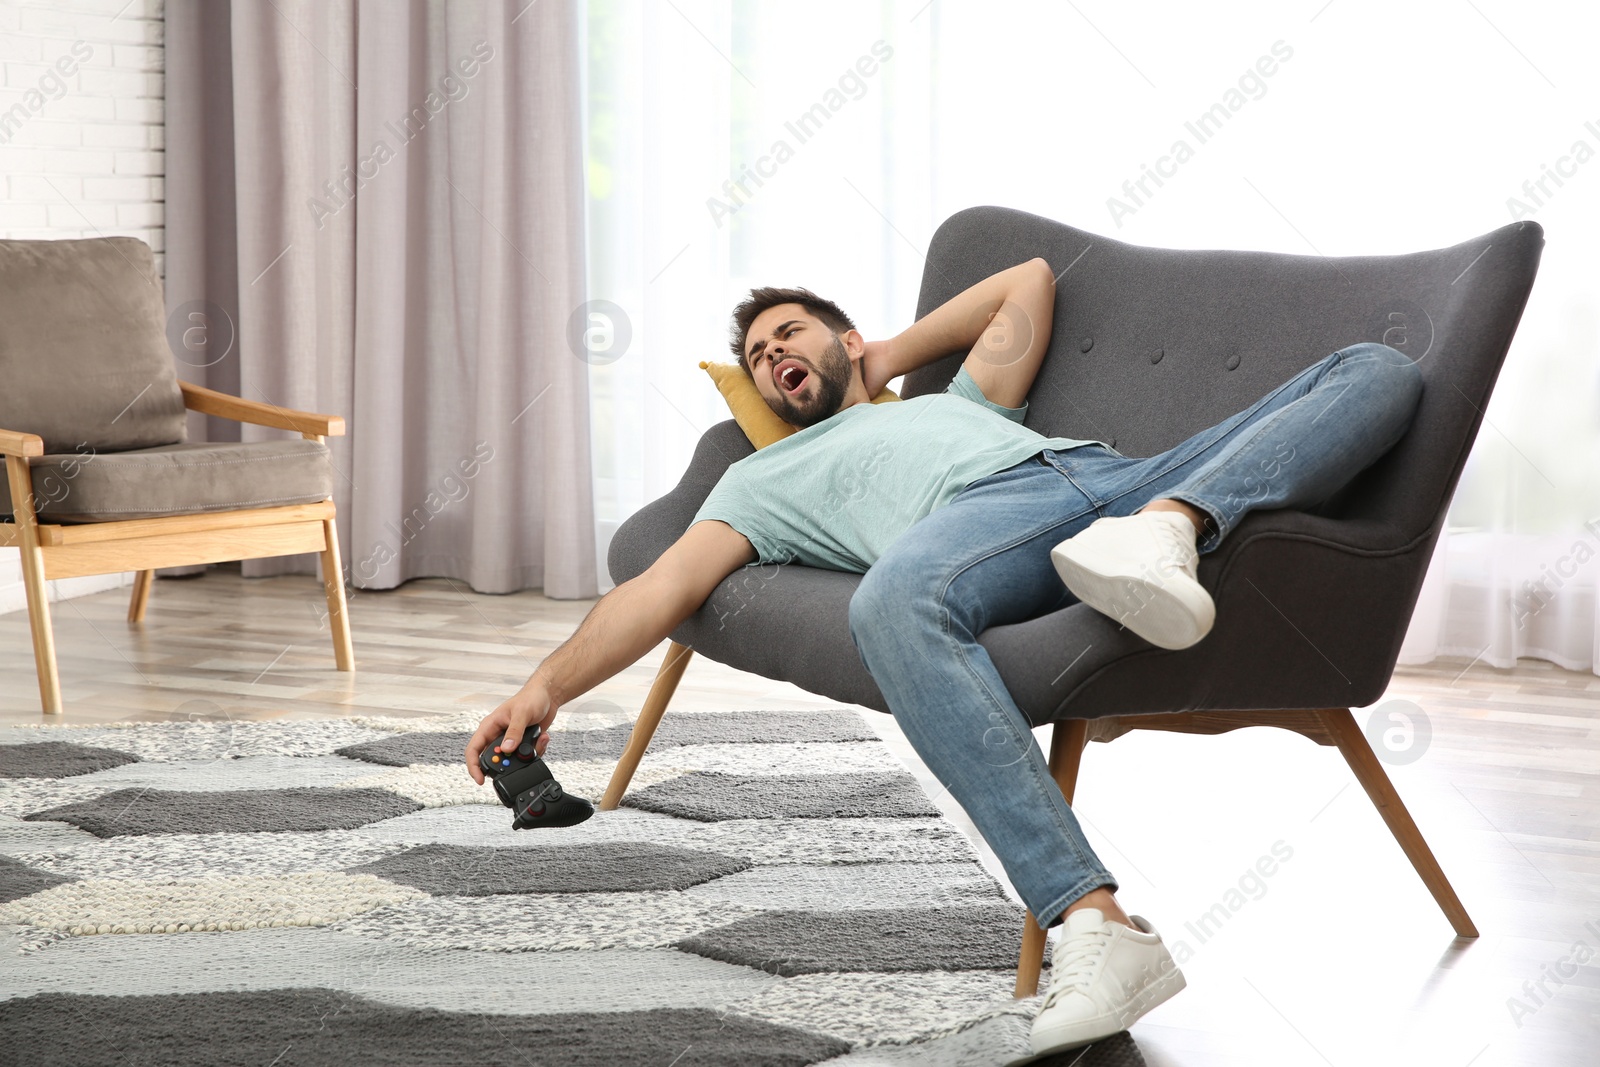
<box><xmin>607</xmin><ymin>419</ymin><xmax>754</xmax><ymax>585</ymax></box>
<box><xmin>1002</xmin><ymin>505</ymin><xmax>1441</xmax><ymax>726</ymax></box>
<box><xmin>0</xmin><ymin>427</ymin><xmax>45</xmax><ymax>457</ymax></box>
<box><xmin>180</xmin><ymin>381</ymin><xmax>346</xmax><ymax>437</ymax></box>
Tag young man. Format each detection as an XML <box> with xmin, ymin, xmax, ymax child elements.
<box><xmin>466</xmin><ymin>258</ymin><xmax>1423</xmax><ymax>1055</ymax></box>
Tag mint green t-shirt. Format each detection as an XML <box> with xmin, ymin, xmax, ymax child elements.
<box><xmin>691</xmin><ymin>365</ymin><xmax>1107</xmax><ymax>573</ymax></box>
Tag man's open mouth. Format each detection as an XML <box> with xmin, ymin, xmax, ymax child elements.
<box><xmin>775</xmin><ymin>360</ymin><xmax>809</xmax><ymax>396</ymax></box>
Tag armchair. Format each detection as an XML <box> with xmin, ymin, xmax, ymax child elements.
<box><xmin>597</xmin><ymin>208</ymin><xmax>1543</xmax><ymax>995</ymax></box>
<box><xmin>1</xmin><ymin>236</ymin><xmax>353</xmax><ymax>715</ymax></box>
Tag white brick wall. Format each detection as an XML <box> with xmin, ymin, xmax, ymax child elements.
<box><xmin>0</xmin><ymin>0</ymin><xmax>165</xmax><ymax>616</ymax></box>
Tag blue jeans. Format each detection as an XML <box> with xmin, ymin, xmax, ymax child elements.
<box><xmin>846</xmin><ymin>342</ymin><xmax>1423</xmax><ymax>926</ymax></box>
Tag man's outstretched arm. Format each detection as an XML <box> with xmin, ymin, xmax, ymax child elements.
<box><xmin>465</xmin><ymin>519</ymin><xmax>755</xmax><ymax>782</ymax></box>
<box><xmin>865</xmin><ymin>257</ymin><xmax>1056</xmax><ymax>409</ymax></box>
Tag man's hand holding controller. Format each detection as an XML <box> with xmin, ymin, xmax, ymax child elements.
<box><xmin>465</xmin><ymin>679</ymin><xmax>556</xmax><ymax>785</ymax></box>
<box><xmin>464</xmin><ymin>678</ymin><xmax>593</xmax><ymax>829</ymax></box>
<box><xmin>463</xmin><ymin>514</ymin><xmax>714</xmax><ymax>819</ymax></box>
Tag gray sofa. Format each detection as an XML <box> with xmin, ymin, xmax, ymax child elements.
<box><xmin>611</xmin><ymin>206</ymin><xmax>1545</xmax><ymax>993</ymax></box>
<box><xmin>611</xmin><ymin>209</ymin><xmax>1542</xmax><ymax>724</ymax></box>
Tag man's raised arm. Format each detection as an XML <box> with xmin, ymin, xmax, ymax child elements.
<box><xmin>465</xmin><ymin>519</ymin><xmax>755</xmax><ymax>781</ymax></box>
<box><xmin>864</xmin><ymin>257</ymin><xmax>1055</xmax><ymax>409</ymax></box>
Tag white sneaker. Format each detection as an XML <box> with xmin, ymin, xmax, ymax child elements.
<box><xmin>1050</xmin><ymin>510</ymin><xmax>1216</xmax><ymax>650</ymax></box>
<box><xmin>1030</xmin><ymin>907</ymin><xmax>1187</xmax><ymax>1055</ymax></box>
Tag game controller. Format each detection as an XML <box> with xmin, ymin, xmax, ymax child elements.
<box><xmin>478</xmin><ymin>725</ymin><xmax>594</xmax><ymax>829</ymax></box>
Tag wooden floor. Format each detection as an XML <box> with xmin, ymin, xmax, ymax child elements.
<box><xmin>2</xmin><ymin>568</ymin><xmax>1596</xmax><ymax>1066</ymax></box>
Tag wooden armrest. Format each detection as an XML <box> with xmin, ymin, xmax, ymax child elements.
<box><xmin>0</xmin><ymin>427</ymin><xmax>45</xmax><ymax>457</ymax></box>
<box><xmin>180</xmin><ymin>381</ymin><xmax>346</xmax><ymax>437</ymax></box>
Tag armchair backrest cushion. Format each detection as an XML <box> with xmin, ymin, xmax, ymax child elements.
<box><xmin>0</xmin><ymin>236</ymin><xmax>187</xmax><ymax>454</ymax></box>
<box><xmin>902</xmin><ymin>209</ymin><xmax>1543</xmax><ymax>553</ymax></box>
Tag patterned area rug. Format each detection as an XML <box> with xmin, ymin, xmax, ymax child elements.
<box><xmin>0</xmin><ymin>709</ymin><xmax>1146</xmax><ymax>1067</ymax></box>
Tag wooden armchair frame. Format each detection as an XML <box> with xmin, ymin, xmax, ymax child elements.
<box><xmin>2</xmin><ymin>381</ymin><xmax>353</xmax><ymax>715</ymax></box>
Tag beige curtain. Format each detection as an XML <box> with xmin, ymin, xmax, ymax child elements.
<box><xmin>164</xmin><ymin>0</ymin><xmax>596</xmax><ymax>598</ymax></box>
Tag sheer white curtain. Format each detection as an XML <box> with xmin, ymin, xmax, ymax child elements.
<box><xmin>580</xmin><ymin>0</ymin><xmax>936</xmax><ymax>577</ymax></box>
<box><xmin>583</xmin><ymin>0</ymin><xmax>1600</xmax><ymax>674</ymax></box>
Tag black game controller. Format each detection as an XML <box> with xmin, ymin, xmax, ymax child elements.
<box><xmin>478</xmin><ymin>725</ymin><xmax>594</xmax><ymax>829</ymax></box>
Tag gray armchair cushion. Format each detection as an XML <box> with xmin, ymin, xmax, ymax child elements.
<box><xmin>1</xmin><ymin>441</ymin><xmax>333</xmax><ymax>523</ymax></box>
<box><xmin>609</xmin><ymin>209</ymin><xmax>1544</xmax><ymax>725</ymax></box>
<box><xmin>0</xmin><ymin>237</ymin><xmax>187</xmax><ymax>454</ymax></box>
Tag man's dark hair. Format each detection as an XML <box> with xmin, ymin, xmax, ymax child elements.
<box><xmin>729</xmin><ymin>286</ymin><xmax>858</xmax><ymax>377</ymax></box>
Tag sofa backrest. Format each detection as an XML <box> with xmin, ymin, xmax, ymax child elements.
<box><xmin>0</xmin><ymin>236</ymin><xmax>187</xmax><ymax>455</ymax></box>
<box><xmin>903</xmin><ymin>208</ymin><xmax>1543</xmax><ymax>550</ymax></box>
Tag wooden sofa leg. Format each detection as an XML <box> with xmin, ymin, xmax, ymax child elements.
<box><xmin>601</xmin><ymin>640</ymin><xmax>694</xmax><ymax>810</ymax></box>
<box><xmin>1318</xmin><ymin>708</ymin><xmax>1478</xmax><ymax>938</ymax></box>
<box><xmin>1015</xmin><ymin>717</ymin><xmax>1092</xmax><ymax>998</ymax></box>
<box><xmin>320</xmin><ymin>513</ymin><xmax>354</xmax><ymax>671</ymax></box>
<box><xmin>8</xmin><ymin>455</ymin><xmax>63</xmax><ymax>715</ymax></box>
<box><xmin>128</xmin><ymin>570</ymin><xmax>154</xmax><ymax>622</ymax></box>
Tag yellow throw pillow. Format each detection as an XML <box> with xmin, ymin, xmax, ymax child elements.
<box><xmin>699</xmin><ymin>360</ymin><xmax>901</xmax><ymax>450</ymax></box>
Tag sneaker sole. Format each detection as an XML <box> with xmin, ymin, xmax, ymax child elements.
<box><xmin>1050</xmin><ymin>542</ymin><xmax>1215</xmax><ymax>650</ymax></box>
<box><xmin>1027</xmin><ymin>964</ymin><xmax>1188</xmax><ymax>1057</ymax></box>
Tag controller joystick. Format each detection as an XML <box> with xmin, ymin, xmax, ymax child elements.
<box><xmin>477</xmin><ymin>725</ymin><xmax>594</xmax><ymax>829</ymax></box>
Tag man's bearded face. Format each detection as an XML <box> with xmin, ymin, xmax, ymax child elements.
<box><xmin>762</xmin><ymin>330</ymin><xmax>852</xmax><ymax>428</ymax></box>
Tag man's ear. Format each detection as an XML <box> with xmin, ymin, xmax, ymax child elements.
<box><xmin>842</xmin><ymin>328</ymin><xmax>867</xmax><ymax>379</ymax></box>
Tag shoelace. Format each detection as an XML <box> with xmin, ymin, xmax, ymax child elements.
<box><xmin>1149</xmin><ymin>515</ymin><xmax>1197</xmax><ymax>577</ymax></box>
<box><xmin>1040</xmin><ymin>927</ymin><xmax>1113</xmax><ymax>1010</ymax></box>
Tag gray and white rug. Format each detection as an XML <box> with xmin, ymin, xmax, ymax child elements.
<box><xmin>0</xmin><ymin>709</ymin><xmax>1145</xmax><ymax>1066</ymax></box>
